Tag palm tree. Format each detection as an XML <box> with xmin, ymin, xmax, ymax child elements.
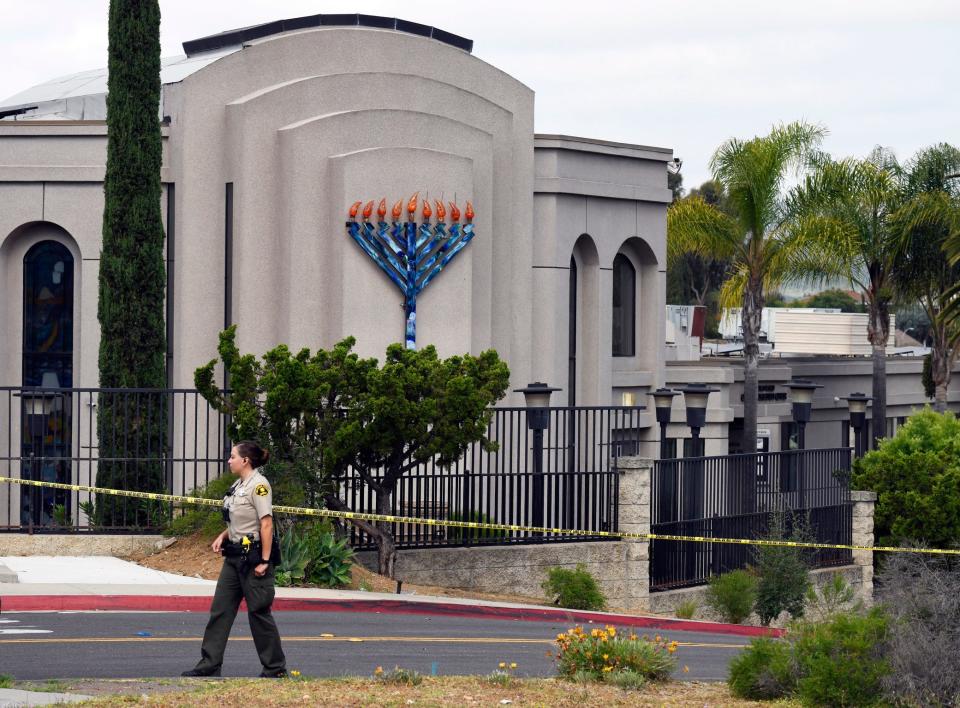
<box><xmin>668</xmin><ymin>121</ymin><xmax>829</xmax><ymax>454</ymax></box>
<box><xmin>896</xmin><ymin>145</ymin><xmax>960</xmax><ymax>410</ymax></box>
<box><xmin>787</xmin><ymin>148</ymin><xmax>909</xmax><ymax>443</ymax></box>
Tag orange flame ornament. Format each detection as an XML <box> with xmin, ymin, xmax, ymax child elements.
<box><xmin>392</xmin><ymin>199</ymin><xmax>403</xmax><ymax>221</ymax></box>
<box><xmin>449</xmin><ymin>202</ymin><xmax>461</xmax><ymax>222</ymax></box>
<box><xmin>348</xmin><ymin>201</ymin><xmax>362</xmax><ymax>219</ymax></box>
<box><xmin>362</xmin><ymin>200</ymin><xmax>374</xmax><ymax>221</ymax></box>
<box><xmin>465</xmin><ymin>201</ymin><xmax>474</xmax><ymax>222</ymax></box>
<box><xmin>422</xmin><ymin>199</ymin><xmax>432</xmax><ymax>220</ymax></box>
<box><xmin>377</xmin><ymin>198</ymin><xmax>387</xmax><ymax>220</ymax></box>
<box><xmin>435</xmin><ymin>200</ymin><xmax>446</xmax><ymax>221</ymax></box>
<box><xmin>406</xmin><ymin>192</ymin><xmax>420</xmax><ymax>220</ymax></box>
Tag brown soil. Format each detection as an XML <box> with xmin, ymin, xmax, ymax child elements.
<box><xmin>128</xmin><ymin>531</ymin><xmax>551</xmax><ymax>607</ymax></box>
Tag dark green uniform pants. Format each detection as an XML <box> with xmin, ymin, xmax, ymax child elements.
<box><xmin>193</xmin><ymin>556</ymin><xmax>286</xmax><ymax>674</ymax></box>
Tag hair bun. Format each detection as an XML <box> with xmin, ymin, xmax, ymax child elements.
<box><xmin>261</xmin><ymin>449</ymin><xmax>271</xmax><ymax>465</ymax></box>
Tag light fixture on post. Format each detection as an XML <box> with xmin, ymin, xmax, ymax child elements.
<box><xmin>650</xmin><ymin>388</ymin><xmax>678</xmax><ymax>460</ymax></box>
<box><xmin>676</xmin><ymin>383</ymin><xmax>717</xmax><ymax>456</ymax></box>
<box><xmin>786</xmin><ymin>379</ymin><xmax>822</xmax><ymax>451</ymax></box>
<box><xmin>514</xmin><ymin>382</ymin><xmax>560</xmax><ymax>536</ymax></box>
<box><xmin>840</xmin><ymin>392</ymin><xmax>872</xmax><ymax>459</ymax></box>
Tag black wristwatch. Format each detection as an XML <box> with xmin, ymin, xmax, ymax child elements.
<box><xmin>259</xmin><ymin>558</ymin><xmax>270</xmax><ymax>565</ymax></box>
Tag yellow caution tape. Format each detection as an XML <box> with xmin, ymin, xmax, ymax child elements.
<box><xmin>2</xmin><ymin>475</ymin><xmax>958</xmax><ymax>556</ymax></box>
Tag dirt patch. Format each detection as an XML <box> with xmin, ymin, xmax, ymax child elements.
<box><xmin>128</xmin><ymin>531</ymin><xmax>552</xmax><ymax>607</ymax></box>
<box><xmin>35</xmin><ymin>677</ymin><xmax>795</xmax><ymax>707</ymax></box>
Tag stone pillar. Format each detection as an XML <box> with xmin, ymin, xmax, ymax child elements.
<box><xmin>617</xmin><ymin>456</ymin><xmax>652</xmax><ymax>612</ymax></box>
<box><xmin>851</xmin><ymin>490</ymin><xmax>877</xmax><ymax>604</ymax></box>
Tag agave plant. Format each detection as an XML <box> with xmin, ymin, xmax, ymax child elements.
<box><xmin>275</xmin><ymin>527</ymin><xmax>311</xmax><ymax>587</ymax></box>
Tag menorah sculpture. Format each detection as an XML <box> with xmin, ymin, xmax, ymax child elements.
<box><xmin>346</xmin><ymin>194</ymin><xmax>475</xmax><ymax>350</ymax></box>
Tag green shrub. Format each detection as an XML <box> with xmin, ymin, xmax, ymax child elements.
<box><xmin>0</xmin><ymin>674</ymin><xmax>12</xmax><ymax>689</ymax></box>
<box><xmin>303</xmin><ymin>526</ymin><xmax>354</xmax><ymax>588</ymax></box>
<box><xmin>374</xmin><ymin>666</ymin><xmax>423</xmax><ymax>686</ymax></box>
<box><xmin>674</xmin><ymin>599</ymin><xmax>698</xmax><ymax>619</ymax></box>
<box><xmin>805</xmin><ymin>572</ymin><xmax>857</xmax><ymax>622</ymax></box>
<box><xmin>792</xmin><ymin>608</ymin><xmax>890</xmax><ymax>707</ymax></box>
<box><xmin>706</xmin><ymin>570</ymin><xmax>757</xmax><ymax>624</ymax></box>
<box><xmin>607</xmin><ymin>668</ymin><xmax>647</xmax><ymax>691</ymax></box>
<box><xmin>555</xmin><ymin>625</ymin><xmax>676</xmax><ymax>682</ymax></box>
<box><xmin>851</xmin><ymin>409</ymin><xmax>960</xmax><ymax>548</ymax></box>
<box><xmin>445</xmin><ymin>510</ymin><xmax>506</xmax><ymax>542</ymax></box>
<box><xmin>542</xmin><ymin>565</ymin><xmax>606</xmax><ymax>611</ymax></box>
<box><xmin>754</xmin><ymin>513</ymin><xmax>812</xmax><ymax>626</ymax></box>
<box><xmin>163</xmin><ymin>474</ymin><xmax>237</xmax><ymax>538</ymax></box>
<box><xmin>275</xmin><ymin>526</ymin><xmax>312</xmax><ymax>587</ymax></box>
<box><xmin>728</xmin><ymin>636</ymin><xmax>796</xmax><ymax>700</ymax></box>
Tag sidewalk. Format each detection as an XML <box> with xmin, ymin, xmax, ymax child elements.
<box><xmin>0</xmin><ymin>555</ymin><xmax>779</xmax><ymax>638</ymax></box>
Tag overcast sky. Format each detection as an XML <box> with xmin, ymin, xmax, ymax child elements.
<box><xmin>2</xmin><ymin>0</ymin><xmax>957</xmax><ymax>188</ymax></box>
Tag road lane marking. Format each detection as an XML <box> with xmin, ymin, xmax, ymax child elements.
<box><xmin>0</xmin><ymin>635</ymin><xmax>746</xmax><ymax>648</ymax></box>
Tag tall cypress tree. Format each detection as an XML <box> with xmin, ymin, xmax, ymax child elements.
<box><xmin>95</xmin><ymin>0</ymin><xmax>167</xmax><ymax>527</ymax></box>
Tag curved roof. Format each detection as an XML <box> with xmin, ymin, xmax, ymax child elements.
<box><xmin>0</xmin><ymin>15</ymin><xmax>473</xmax><ymax>120</ymax></box>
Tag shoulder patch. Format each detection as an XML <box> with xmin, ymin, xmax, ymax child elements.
<box><xmin>255</xmin><ymin>484</ymin><xmax>269</xmax><ymax>497</ymax></box>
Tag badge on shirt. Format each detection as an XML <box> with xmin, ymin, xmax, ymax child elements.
<box><xmin>255</xmin><ymin>484</ymin><xmax>269</xmax><ymax>497</ymax></box>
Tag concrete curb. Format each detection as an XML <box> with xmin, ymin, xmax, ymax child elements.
<box><xmin>0</xmin><ymin>688</ymin><xmax>91</xmax><ymax>706</ymax></box>
<box><xmin>0</xmin><ymin>594</ymin><xmax>782</xmax><ymax>638</ymax></box>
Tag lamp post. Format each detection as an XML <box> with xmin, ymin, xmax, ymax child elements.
<box><xmin>840</xmin><ymin>392</ymin><xmax>872</xmax><ymax>459</ymax></box>
<box><xmin>676</xmin><ymin>383</ymin><xmax>717</xmax><ymax>580</ymax></box>
<box><xmin>515</xmin><ymin>383</ymin><xmax>560</xmax><ymax>536</ymax></box>
<box><xmin>786</xmin><ymin>379</ymin><xmax>822</xmax><ymax>451</ymax></box>
<box><xmin>651</xmin><ymin>388</ymin><xmax>678</xmax><ymax>460</ymax></box>
<box><xmin>785</xmin><ymin>379</ymin><xmax>822</xmax><ymax>505</ymax></box>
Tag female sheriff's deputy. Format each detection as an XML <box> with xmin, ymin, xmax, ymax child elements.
<box><xmin>182</xmin><ymin>441</ymin><xmax>287</xmax><ymax>678</ymax></box>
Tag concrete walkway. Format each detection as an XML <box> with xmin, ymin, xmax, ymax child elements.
<box><xmin>0</xmin><ymin>688</ymin><xmax>91</xmax><ymax>707</ymax></box>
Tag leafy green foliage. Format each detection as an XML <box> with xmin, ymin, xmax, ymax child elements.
<box><xmin>163</xmin><ymin>474</ymin><xmax>236</xmax><ymax>538</ymax></box>
<box><xmin>195</xmin><ymin>326</ymin><xmax>510</xmax><ymax>577</ymax></box>
<box><xmin>727</xmin><ymin>636</ymin><xmax>796</xmax><ymax>700</ymax></box>
<box><xmin>274</xmin><ymin>526</ymin><xmax>312</xmax><ymax>587</ymax></box>
<box><xmin>792</xmin><ymin>608</ymin><xmax>890</xmax><ymax>707</ymax></box>
<box><xmin>922</xmin><ymin>353</ymin><xmax>936</xmax><ymax>398</ymax></box>
<box><xmin>805</xmin><ymin>573</ymin><xmax>857</xmax><ymax>623</ymax></box>
<box><xmin>95</xmin><ymin>0</ymin><xmax>166</xmax><ymax>527</ymax></box>
<box><xmin>374</xmin><ymin>666</ymin><xmax>423</xmax><ymax>686</ymax></box>
<box><xmin>555</xmin><ymin>626</ymin><xmax>676</xmax><ymax>683</ymax></box>
<box><xmin>674</xmin><ymin>599</ymin><xmax>697</xmax><ymax>619</ymax></box>
<box><xmin>705</xmin><ymin>570</ymin><xmax>757</xmax><ymax>624</ymax></box>
<box><xmin>303</xmin><ymin>526</ymin><xmax>354</xmax><ymax>588</ymax></box>
<box><xmin>0</xmin><ymin>674</ymin><xmax>12</xmax><ymax>689</ymax></box>
<box><xmin>851</xmin><ymin>409</ymin><xmax>960</xmax><ymax>548</ymax></box>
<box><xmin>793</xmin><ymin>288</ymin><xmax>864</xmax><ymax>312</ymax></box>
<box><xmin>753</xmin><ymin>514</ymin><xmax>812</xmax><ymax>626</ymax></box>
<box><xmin>542</xmin><ymin>565</ymin><xmax>607</xmax><ymax>611</ymax></box>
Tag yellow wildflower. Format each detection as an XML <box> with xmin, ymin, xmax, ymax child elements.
<box><xmin>683</xmin><ymin>665</ymin><xmax>690</xmax><ymax>673</ymax></box>
<box><xmin>290</xmin><ymin>670</ymin><xmax>301</xmax><ymax>677</ymax></box>
<box><xmin>510</xmin><ymin>663</ymin><xmax>517</xmax><ymax>669</ymax></box>
<box><xmin>602</xmin><ymin>666</ymin><xmax>613</xmax><ymax>672</ymax></box>
<box><xmin>498</xmin><ymin>662</ymin><xmax>506</xmax><ymax>669</ymax></box>
<box><xmin>602</xmin><ymin>654</ymin><xmax>609</xmax><ymax>661</ymax></box>
<box><xmin>655</xmin><ymin>635</ymin><xmax>662</xmax><ymax>643</ymax></box>
<box><xmin>668</xmin><ymin>645</ymin><xmax>676</xmax><ymax>653</ymax></box>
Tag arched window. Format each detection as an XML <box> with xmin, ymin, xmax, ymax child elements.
<box><xmin>23</xmin><ymin>241</ymin><xmax>74</xmax><ymax>387</ymax></box>
<box><xmin>22</xmin><ymin>240</ymin><xmax>74</xmax><ymax>527</ymax></box>
<box><xmin>612</xmin><ymin>253</ymin><xmax>635</xmax><ymax>357</ymax></box>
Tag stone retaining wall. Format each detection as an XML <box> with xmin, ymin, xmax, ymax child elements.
<box><xmin>0</xmin><ymin>534</ymin><xmax>171</xmax><ymax>557</ymax></box>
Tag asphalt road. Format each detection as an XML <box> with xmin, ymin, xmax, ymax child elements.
<box><xmin>0</xmin><ymin>610</ymin><xmax>746</xmax><ymax>682</ymax></box>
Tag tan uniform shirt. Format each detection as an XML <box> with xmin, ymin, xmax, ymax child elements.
<box><xmin>224</xmin><ymin>471</ymin><xmax>273</xmax><ymax>543</ymax></box>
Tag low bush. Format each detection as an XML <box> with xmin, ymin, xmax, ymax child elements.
<box><xmin>792</xmin><ymin>608</ymin><xmax>890</xmax><ymax>707</ymax></box>
<box><xmin>804</xmin><ymin>572</ymin><xmax>857</xmax><ymax>622</ymax></box>
<box><xmin>303</xmin><ymin>525</ymin><xmax>354</xmax><ymax>588</ymax></box>
<box><xmin>753</xmin><ymin>513</ymin><xmax>812</xmax><ymax>626</ymax></box>
<box><xmin>877</xmin><ymin>552</ymin><xmax>960</xmax><ymax>706</ymax></box>
<box><xmin>727</xmin><ymin>636</ymin><xmax>795</xmax><ymax>700</ymax></box>
<box><xmin>674</xmin><ymin>599</ymin><xmax>697</xmax><ymax>619</ymax></box>
<box><xmin>274</xmin><ymin>526</ymin><xmax>312</xmax><ymax>587</ymax></box>
<box><xmin>542</xmin><ymin>564</ymin><xmax>606</xmax><ymax>611</ymax></box>
<box><xmin>373</xmin><ymin>666</ymin><xmax>423</xmax><ymax>686</ymax></box>
<box><xmin>705</xmin><ymin>570</ymin><xmax>756</xmax><ymax>624</ymax></box>
<box><xmin>554</xmin><ymin>625</ymin><xmax>676</xmax><ymax>683</ymax></box>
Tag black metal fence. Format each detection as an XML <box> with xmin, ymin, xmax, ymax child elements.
<box><xmin>0</xmin><ymin>387</ymin><xmax>227</xmax><ymax>532</ymax></box>
<box><xmin>650</xmin><ymin>447</ymin><xmax>853</xmax><ymax>591</ymax></box>
<box><xmin>340</xmin><ymin>406</ymin><xmax>643</xmax><ymax>550</ymax></box>
<box><xmin>1</xmin><ymin>386</ymin><xmax>642</xmax><ymax>547</ymax></box>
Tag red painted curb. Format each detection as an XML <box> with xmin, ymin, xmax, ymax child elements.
<box><xmin>0</xmin><ymin>594</ymin><xmax>782</xmax><ymax>638</ymax></box>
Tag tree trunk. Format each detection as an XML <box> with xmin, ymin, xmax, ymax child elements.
<box><xmin>375</xmin><ymin>488</ymin><xmax>397</xmax><ymax>579</ymax></box>
<box><xmin>740</xmin><ymin>285</ymin><xmax>763</xmax><ymax>514</ymax></box>
<box><xmin>867</xmin><ymin>299</ymin><xmax>891</xmax><ymax>447</ymax></box>
<box><xmin>930</xmin><ymin>322</ymin><xmax>955</xmax><ymax>413</ymax></box>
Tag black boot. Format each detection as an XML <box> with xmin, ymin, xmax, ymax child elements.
<box><xmin>258</xmin><ymin>669</ymin><xmax>287</xmax><ymax>678</ymax></box>
<box><xmin>181</xmin><ymin>667</ymin><xmax>222</xmax><ymax>677</ymax></box>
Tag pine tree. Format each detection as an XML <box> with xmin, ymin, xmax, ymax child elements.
<box><xmin>95</xmin><ymin>0</ymin><xmax>167</xmax><ymax>527</ymax></box>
